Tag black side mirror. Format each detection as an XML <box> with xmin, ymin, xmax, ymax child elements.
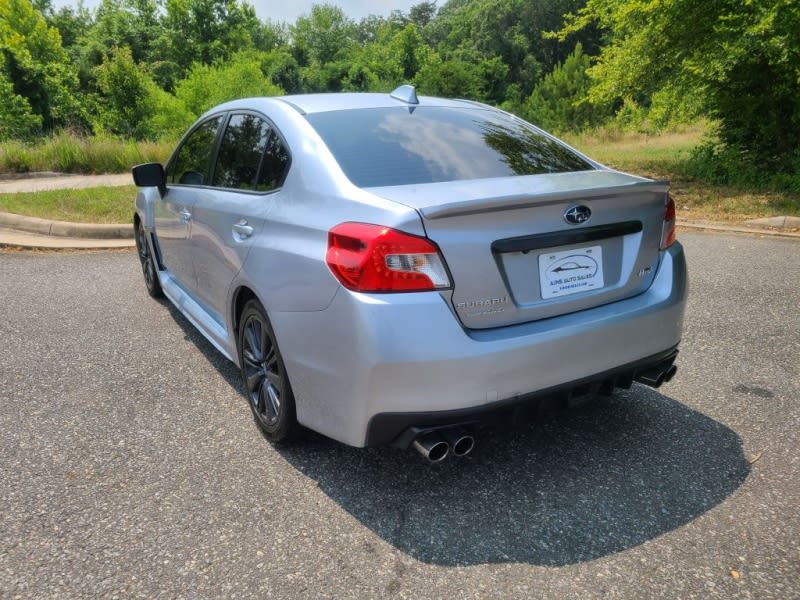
<box><xmin>132</xmin><ymin>163</ymin><xmax>166</xmax><ymax>197</ymax></box>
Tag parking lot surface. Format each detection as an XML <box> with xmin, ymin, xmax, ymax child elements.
<box><xmin>1</xmin><ymin>232</ymin><xmax>798</xmax><ymax>598</ymax></box>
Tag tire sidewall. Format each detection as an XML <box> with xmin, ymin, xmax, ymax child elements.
<box><xmin>238</xmin><ymin>300</ymin><xmax>298</xmax><ymax>442</ymax></box>
<box><xmin>136</xmin><ymin>222</ymin><xmax>162</xmax><ymax>299</ymax></box>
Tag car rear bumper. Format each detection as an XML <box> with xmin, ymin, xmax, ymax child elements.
<box><xmin>272</xmin><ymin>243</ymin><xmax>688</xmax><ymax>447</ymax></box>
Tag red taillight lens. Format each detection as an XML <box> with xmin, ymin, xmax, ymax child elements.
<box><xmin>326</xmin><ymin>223</ymin><xmax>451</xmax><ymax>292</ymax></box>
<box><xmin>661</xmin><ymin>194</ymin><xmax>677</xmax><ymax>249</ymax></box>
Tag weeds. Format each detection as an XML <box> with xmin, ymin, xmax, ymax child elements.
<box><xmin>0</xmin><ymin>132</ymin><xmax>173</xmax><ymax>174</ymax></box>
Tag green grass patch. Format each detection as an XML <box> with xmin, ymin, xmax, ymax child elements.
<box><xmin>0</xmin><ymin>133</ymin><xmax>173</xmax><ymax>175</ymax></box>
<box><xmin>0</xmin><ymin>185</ymin><xmax>136</xmax><ymax>224</ymax></box>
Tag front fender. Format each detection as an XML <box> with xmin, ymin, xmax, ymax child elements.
<box><xmin>135</xmin><ymin>187</ymin><xmax>162</xmax><ymax>230</ymax></box>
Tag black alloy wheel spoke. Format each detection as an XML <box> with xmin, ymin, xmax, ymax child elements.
<box><xmin>241</xmin><ymin>315</ymin><xmax>281</xmax><ymax>426</ymax></box>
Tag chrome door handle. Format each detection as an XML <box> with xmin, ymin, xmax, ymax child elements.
<box><xmin>233</xmin><ymin>220</ymin><xmax>254</xmax><ymax>239</ymax></box>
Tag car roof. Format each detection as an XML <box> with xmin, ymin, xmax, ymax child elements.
<box><xmin>273</xmin><ymin>92</ymin><xmax>486</xmax><ymax>115</ymax></box>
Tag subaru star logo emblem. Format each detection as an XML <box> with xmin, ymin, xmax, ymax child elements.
<box><xmin>564</xmin><ymin>205</ymin><xmax>591</xmax><ymax>225</ymax></box>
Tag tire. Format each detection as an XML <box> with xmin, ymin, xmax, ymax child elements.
<box><xmin>135</xmin><ymin>220</ymin><xmax>163</xmax><ymax>299</ymax></box>
<box><xmin>238</xmin><ymin>299</ymin><xmax>299</xmax><ymax>443</ymax></box>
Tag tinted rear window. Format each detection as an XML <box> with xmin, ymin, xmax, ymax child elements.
<box><xmin>305</xmin><ymin>106</ymin><xmax>593</xmax><ymax>187</ymax></box>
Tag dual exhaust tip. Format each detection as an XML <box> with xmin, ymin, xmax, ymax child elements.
<box><xmin>412</xmin><ymin>428</ymin><xmax>475</xmax><ymax>462</ymax></box>
<box><xmin>634</xmin><ymin>363</ymin><xmax>678</xmax><ymax>389</ymax></box>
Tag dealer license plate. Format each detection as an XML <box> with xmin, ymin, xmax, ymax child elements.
<box><xmin>539</xmin><ymin>246</ymin><xmax>604</xmax><ymax>299</ymax></box>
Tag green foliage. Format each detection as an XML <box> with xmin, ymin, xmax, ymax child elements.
<box><xmin>94</xmin><ymin>45</ymin><xmax>158</xmax><ymax>139</ymax></box>
<box><xmin>414</xmin><ymin>55</ymin><xmax>484</xmax><ymax>99</ymax></box>
<box><xmin>0</xmin><ymin>131</ymin><xmax>172</xmax><ymax>173</ymax></box>
<box><xmin>428</xmin><ymin>0</ymin><xmax>598</xmax><ymax>98</ymax></box>
<box><xmin>292</xmin><ymin>3</ymin><xmax>355</xmax><ymax>66</ymax></box>
<box><xmin>260</xmin><ymin>48</ymin><xmax>301</xmax><ymax>93</ymax></box>
<box><xmin>524</xmin><ymin>44</ymin><xmax>608</xmax><ymax>132</ymax></box>
<box><xmin>685</xmin><ymin>142</ymin><xmax>800</xmax><ymax>195</ymax></box>
<box><xmin>82</xmin><ymin>0</ymin><xmax>160</xmax><ymax>65</ymax></box>
<box><xmin>0</xmin><ymin>0</ymin><xmax>86</xmax><ymax>133</ymax></box>
<box><xmin>0</xmin><ymin>72</ymin><xmax>43</xmax><ymax>139</ymax></box>
<box><xmin>174</xmin><ymin>51</ymin><xmax>283</xmax><ymax>117</ymax></box>
<box><xmin>159</xmin><ymin>0</ymin><xmax>263</xmax><ymax>69</ymax></box>
<box><xmin>560</xmin><ymin>0</ymin><xmax>800</xmax><ymax>174</ymax></box>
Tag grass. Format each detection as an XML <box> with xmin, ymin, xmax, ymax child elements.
<box><xmin>564</xmin><ymin>126</ymin><xmax>800</xmax><ymax>223</ymax></box>
<box><xmin>0</xmin><ymin>132</ymin><xmax>173</xmax><ymax>175</ymax></box>
<box><xmin>0</xmin><ymin>185</ymin><xmax>137</xmax><ymax>224</ymax></box>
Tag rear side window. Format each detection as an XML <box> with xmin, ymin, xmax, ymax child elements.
<box><xmin>212</xmin><ymin>113</ymin><xmax>291</xmax><ymax>192</ymax></box>
<box><xmin>305</xmin><ymin>106</ymin><xmax>593</xmax><ymax>187</ymax></box>
<box><xmin>167</xmin><ymin>116</ymin><xmax>223</xmax><ymax>185</ymax></box>
<box><xmin>258</xmin><ymin>130</ymin><xmax>290</xmax><ymax>191</ymax></box>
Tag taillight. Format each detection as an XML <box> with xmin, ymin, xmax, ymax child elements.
<box><xmin>660</xmin><ymin>194</ymin><xmax>677</xmax><ymax>249</ymax></box>
<box><xmin>326</xmin><ymin>223</ymin><xmax>451</xmax><ymax>292</ymax></box>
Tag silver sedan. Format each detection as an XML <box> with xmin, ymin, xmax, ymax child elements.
<box><xmin>132</xmin><ymin>86</ymin><xmax>687</xmax><ymax>461</ymax></box>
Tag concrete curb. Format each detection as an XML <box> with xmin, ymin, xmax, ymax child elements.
<box><xmin>0</xmin><ymin>227</ymin><xmax>135</xmax><ymax>250</ymax></box>
<box><xmin>679</xmin><ymin>220</ymin><xmax>800</xmax><ymax>239</ymax></box>
<box><xmin>0</xmin><ymin>171</ymin><xmax>65</xmax><ymax>181</ymax></box>
<box><xmin>0</xmin><ymin>212</ymin><xmax>133</xmax><ymax>239</ymax></box>
<box><xmin>744</xmin><ymin>216</ymin><xmax>800</xmax><ymax>229</ymax></box>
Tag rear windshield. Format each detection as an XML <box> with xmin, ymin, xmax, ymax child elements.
<box><xmin>305</xmin><ymin>106</ymin><xmax>593</xmax><ymax>187</ymax></box>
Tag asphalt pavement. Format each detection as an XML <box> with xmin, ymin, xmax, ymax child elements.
<box><xmin>0</xmin><ymin>232</ymin><xmax>798</xmax><ymax>598</ymax></box>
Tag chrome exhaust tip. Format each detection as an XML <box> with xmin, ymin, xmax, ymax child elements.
<box><xmin>412</xmin><ymin>433</ymin><xmax>450</xmax><ymax>463</ymax></box>
<box><xmin>443</xmin><ymin>428</ymin><xmax>475</xmax><ymax>457</ymax></box>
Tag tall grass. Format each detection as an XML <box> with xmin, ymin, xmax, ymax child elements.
<box><xmin>0</xmin><ymin>132</ymin><xmax>174</xmax><ymax>174</ymax></box>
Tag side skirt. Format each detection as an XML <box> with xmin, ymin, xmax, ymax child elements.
<box><xmin>158</xmin><ymin>271</ymin><xmax>237</xmax><ymax>365</ymax></box>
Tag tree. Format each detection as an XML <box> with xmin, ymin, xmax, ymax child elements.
<box><xmin>174</xmin><ymin>50</ymin><xmax>283</xmax><ymax>117</ymax></box>
<box><xmin>408</xmin><ymin>1</ymin><xmax>437</xmax><ymax>28</ymax></box>
<box><xmin>524</xmin><ymin>43</ymin><xmax>606</xmax><ymax>132</ymax></box>
<box><xmin>0</xmin><ymin>72</ymin><xmax>42</xmax><ymax>139</ymax></box>
<box><xmin>0</xmin><ymin>0</ymin><xmax>85</xmax><ymax>133</ymax></box>
<box><xmin>426</xmin><ymin>0</ymin><xmax>598</xmax><ymax>99</ymax></box>
<box><xmin>291</xmin><ymin>4</ymin><xmax>355</xmax><ymax>66</ymax></box>
<box><xmin>158</xmin><ymin>0</ymin><xmax>263</xmax><ymax>70</ymax></box>
<box><xmin>414</xmin><ymin>54</ymin><xmax>483</xmax><ymax>99</ymax></box>
<box><xmin>94</xmin><ymin>45</ymin><xmax>157</xmax><ymax>138</ymax></box>
<box><xmin>560</xmin><ymin>0</ymin><xmax>800</xmax><ymax>172</ymax></box>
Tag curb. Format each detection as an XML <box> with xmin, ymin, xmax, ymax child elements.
<box><xmin>679</xmin><ymin>220</ymin><xmax>800</xmax><ymax>239</ymax></box>
<box><xmin>744</xmin><ymin>216</ymin><xmax>800</xmax><ymax>229</ymax></box>
<box><xmin>0</xmin><ymin>171</ymin><xmax>65</xmax><ymax>181</ymax></box>
<box><xmin>0</xmin><ymin>211</ymin><xmax>133</xmax><ymax>239</ymax></box>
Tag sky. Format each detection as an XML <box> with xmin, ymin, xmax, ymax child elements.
<box><xmin>50</xmin><ymin>0</ymin><xmax>425</xmax><ymax>24</ymax></box>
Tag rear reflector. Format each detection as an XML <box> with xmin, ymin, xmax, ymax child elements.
<box><xmin>326</xmin><ymin>223</ymin><xmax>451</xmax><ymax>292</ymax></box>
<box><xmin>661</xmin><ymin>194</ymin><xmax>677</xmax><ymax>249</ymax></box>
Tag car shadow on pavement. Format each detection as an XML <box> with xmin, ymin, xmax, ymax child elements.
<box><xmin>164</xmin><ymin>304</ymin><xmax>750</xmax><ymax>568</ymax></box>
<box><xmin>276</xmin><ymin>388</ymin><xmax>750</xmax><ymax>567</ymax></box>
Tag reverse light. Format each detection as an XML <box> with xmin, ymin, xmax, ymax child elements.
<box><xmin>326</xmin><ymin>223</ymin><xmax>451</xmax><ymax>292</ymax></box>
<box><xmin>660</xmin><ymin>194</ymin><xmax>677</xmax><ymax>249</ymax></box>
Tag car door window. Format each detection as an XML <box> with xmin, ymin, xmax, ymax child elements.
<box><xmin>213</xmin><ymin>114</ymin><xmax>273</xmax><ymax>190</ymax></box>
<box><xmin>167</xmin><ymin>116</ymin><xmax>223</xmax><ymax>185</ymax></box>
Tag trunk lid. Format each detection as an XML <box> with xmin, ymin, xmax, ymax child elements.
<box><xmin>367</xmin><ymin>170</ymin><xmax>669</xmax><ymax>329</ymax></box>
